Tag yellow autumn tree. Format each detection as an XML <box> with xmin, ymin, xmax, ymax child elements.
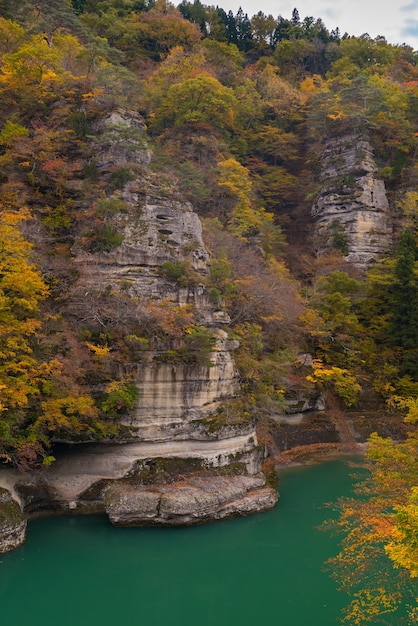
<box><xmin>326</xmin><ymin>397</ymin><xmax>418</xmax><ymax>624</ymax></box>
<box><xmin>306</xmin><ymin>360</ymin><xmax>361</xmax><ymax>407</ymax></box>
<box><xmin>217</xmin><ymin>157</ymin><xmax>277</xmax><ymax>241</ymax></box>
<box><xmin>0</xmin><ymin>208</ymin><xmax>50</xmax><ymax>450</ymax></box>
<box><xmin>0</xmin><ymin>32</ymin><xmax>83</xmax><ymax>105</ymax></box>
<box><xmin>0</xmin><ymin>207</ymin><xmax>112</xmax><ymax>467</ymax></box>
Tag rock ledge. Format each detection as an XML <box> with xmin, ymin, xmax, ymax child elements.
<box><xmin>104</xmin><ymin>473</ymin><xmax>278</xmax><ymax>526</ymax></box>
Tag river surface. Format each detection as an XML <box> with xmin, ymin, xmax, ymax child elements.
<box><xmin>0</xmin><ymin>459</ymin><xmax>363</xmax><ymax>626</ymax></box>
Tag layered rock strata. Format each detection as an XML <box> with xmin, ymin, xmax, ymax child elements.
<box><xmin>105</xmin><ymin>474</ymin><xmax>278</xmax><ymax>526</ymax></box>
<box><xmin>70</xmin><ymin>109</ymin><xmax>245</xmax><ymax>446</ymax></box>
<box><xmin>0</xmin><ymin>439</ymin><xmax>276</xmax><ymax>546</ymax></box>
<box><xmin>72</xmin><ymin>194</ymin><xmax>240</xmax><ymax>441</ymax></box>
<box><xmin>0</xmin><ymin>109</ymin><xmax>277</xmax><ymax>550</ymax></box>
<box><xmin>312</xmin><ymin>134</ymin><xmax>393</xmax><ymax>268</ymax></box>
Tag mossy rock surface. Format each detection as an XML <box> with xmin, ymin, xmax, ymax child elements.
<box><xmin>0</xmin><ymin>488</ymin><xmax>27</xmax><ymax>554</ymax></box>
<box><xmin>129</xmin><ymin>457</ymin><xmax>205</xmax><ymax>484</ymax></box>
<box><xmin>0</xmin><ymin>488</ymin><xmax>24</xmax><ymax>527</ymax></box>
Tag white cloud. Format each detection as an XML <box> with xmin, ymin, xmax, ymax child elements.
<box><xmin>402</xmin><ymin>19</ymin><xmax>418</xmax><ymax>37</ymax></box>
<box><xmin>401</xmin><ymin>1</ymin><xmax>418</xmax><ymax>11</ymax></box>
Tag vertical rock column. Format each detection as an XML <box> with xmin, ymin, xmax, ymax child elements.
<box><xmin>312</xmin><ymin>134</ymin><xmax>393</xmax><ymax>269</ymax></box>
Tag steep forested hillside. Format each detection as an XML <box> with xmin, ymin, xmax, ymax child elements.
<box><xmin>0</xmin><ymin>1</ymin><xmax>417</xmax><ymax>619</ymax></box>
<box><xmin>0</xmin><ymin>0</ymin><xmax>417</xmax><ymax>466</ymax></box>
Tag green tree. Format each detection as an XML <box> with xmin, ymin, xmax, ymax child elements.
<box><xmin>391</xmin><ymin>229</ymin><xmax>418</xmax><ymax>376</ymax></box>
<box><xmin>333</xmin><ymin>35</ymin><xmax>397</xmax><ymax>75</ymax></box>
<box><xmin>202</xmin><ymin>39</ymin><xmax>244</xmax><ymax>87</ymax></box>
<box><xmin>119</xmin><ymin>0</ymin><xmax>202</xmax><ymax>63</ymax></box>
<box><xmin>0</xmin><ymin>0</ymin><xmax>84</xmax><ymax>45</ymax></box>
<box><xmin>302</xmin><ymin>270</ymin><xmax>364</xmax><ymax>368</ymax></box>
<box><xmin>0</xmin><ymin>17</ymin><xmax>26</xmax><ymax>59</ymax></box>
<box><xmin>145</xmin><ymin>45</ymin><xmax>205</xmax><ymax>111</ymax></box>
<box><xmin>178</xmin><ymin>0</ymin><xmax>208</xmax><ymax>35</ymax></box>
<box><xmin>151</xmin><ymin>71</ymin><xmax>237</xmax><ymax>134</ymax></box>
<box><xmin>250</xmin><ymin>11</ymin><xmax>276</xmax><ymax>53</ymax></box>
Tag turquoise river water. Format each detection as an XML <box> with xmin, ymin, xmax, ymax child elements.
<box><xmin>0</xmin><ymin>459</ymin><xmax>364</xmax><ymax>626</ymax></box>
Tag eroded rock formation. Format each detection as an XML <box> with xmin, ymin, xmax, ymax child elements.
<box><xmin>0</xmin><ymin>438</ymin><xmax>275</xmax><ymax>542</ymax></box>
<box><xmin>312</xmin><ymin>134</ymin><xmax>393</xmax><ymax>268</ymax></box>
<box><xmin>0</xmin><ymin>110</ymin><xmax>277</xmax><ymax>550</ymax></box>
<box><xmin>105</xmin><ymin>474</ymin><xmax>278</xmax><ymax>526</ymax></box>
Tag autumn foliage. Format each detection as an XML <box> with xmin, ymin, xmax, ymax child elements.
<box><xmin>326</xmin><ymin>399</ymin><xmax>418</xmax><ymax>624</ymax></box>
<box><xmin>0</xmin><ymin>4</ymin><xmax>417</xmax><ymax>613</ymax></box>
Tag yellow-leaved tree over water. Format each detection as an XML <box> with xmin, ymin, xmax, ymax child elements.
<box><xmin>326</xmin><ymin>397</ymin><xmax>418</xmax><ymax>625</ymax></box>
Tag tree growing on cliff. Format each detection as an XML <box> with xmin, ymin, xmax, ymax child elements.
<box><xmin>0</xmin><ymin>209</ymin><xmax>47</xmax><ymax>376</ymax></box>
<box><xmin>150</xmin><ymin>71</ymin><xmax>238</xmax><ymax>134</ymax></box>
<box><xmin>0</xmin><ymin>205</ymin><xmax>122</xmax><ymax>468</ymax></box>
<box><xmin>0</xmin><ymin>207</ymin><xmax>54</xmax><ymax>465</ymax></box>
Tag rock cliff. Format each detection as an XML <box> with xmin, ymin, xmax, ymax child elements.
<box><xmin>0</xmin><ymin>110</ymin><xmax>277</xmax><ymax>552</ymax></box>
<box><xmin>312</xmin><ymin>134</ymin><xmax>393</xmax><ymax>268</ymax></box>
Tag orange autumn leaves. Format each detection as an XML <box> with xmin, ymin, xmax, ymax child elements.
<box><xmin>328</xmin><ymin>400</ymin><xmax>418</xmax><ymax>624</ymax></box>
<box><xmin>0</xmin><ymin>207</ymin><xmax>115</xmax><ymax>467</ymax></box>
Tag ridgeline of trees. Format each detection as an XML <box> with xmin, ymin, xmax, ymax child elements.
<box><xmin>0</xmin><ymin>1</ymin><xmax>417</xmax><ymax>621</ymax></box>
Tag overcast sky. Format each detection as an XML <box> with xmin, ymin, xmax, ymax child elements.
<box><xmin>216</xmin><ymin>0</ymin><xmax>418</xmax><ymax>50</ymax></box>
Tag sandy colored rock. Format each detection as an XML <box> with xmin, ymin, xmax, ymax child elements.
<box><xmin>312</xmin><ymin>134</ymin><xmax>392</xmax><ymax>268</ymax></box>
<box><xmin>104</xmin><ymin>474</ymin><xmax>278</xmax><ymax>526</ymax></box>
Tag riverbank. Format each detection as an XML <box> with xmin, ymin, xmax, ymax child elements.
<box><xmin>259</xmin><ymin>402</ymin><xmax>407</xmax><ymax>470</ymax></box>
<box><xmin>0</xmin><ymin>404</ymin><xmax>406</xmax><ymax>553</ymax></box>
<box><xmin>0</xmin><ymin>436</ymin><xmax>278</xmax><ymax>553</ymax></box>
<box><xmin>274</xmin><ymin>442</ymin><xmax>367</xmax><ymax>467</ymax></box>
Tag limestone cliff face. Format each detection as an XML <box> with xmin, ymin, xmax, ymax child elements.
<box><xmin>123</xmin><ymin>351</ymin><xmax>241</xmax><ymax>441</ymax></box>
<box><xmin>70</xmin><ymin>110</ymin><xmax>240</xmax><ymax>440</ymax></box>
<box><xmin>74</xmin><ymin>196</ymin><xmax>210</xmax><ymax>300</ymax></box>
<box><xmin>71</xmin><ymin>189</ymin><xmax>240</xmax><ymax>442</ymax></box>
<box><xmin>69</xmin><ymin>109</ymin><xmax>266</xmax><ymax>480</ymax></box>
<box><xmin>0</xmin><ymin>110</ymin><xmax>276</xmax><ymax>549</ymax></box>
<box><xmin>312</xmin><ymin>134</ymin><xmax>393</xmax><ymax>268</ymax></box>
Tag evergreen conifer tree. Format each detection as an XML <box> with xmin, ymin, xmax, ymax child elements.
<box><xmin>391</xmin><ymin>228</ymin><xmax>418</xmax><ymax>376</ymax></box>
